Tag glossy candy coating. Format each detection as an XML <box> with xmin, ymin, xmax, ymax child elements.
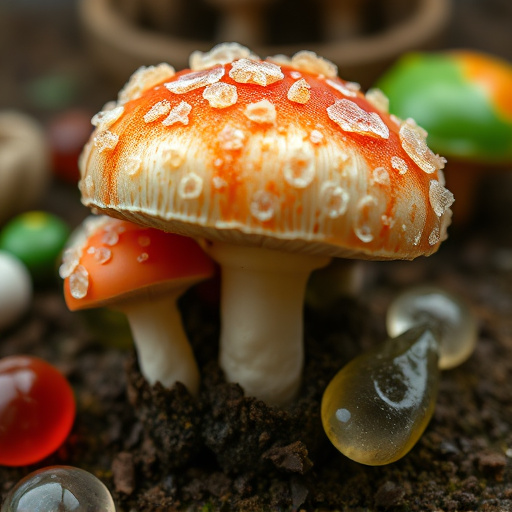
<box><xmin>0</xmin><ymin>356</ymin><xmax>75</xmax><ymax>467</ymax></box>
<box><xmin>0</xmin><ymin>252</ymin><xmax>32</xmax><ymax>331</ymax></box>
<box><xmin>321</xmin><ymin>326</ymin><xmax>440</xmax><ymax>465</ymax></box>
<box><xmin>0</xmin><ymin>211</ymin><xmax>70</xmax><ymax>283</ymax></box>
<box><xmin>386</xmin><ymin>285</ymin><xmax>477</xmax><ymax>370</ymax></box>
<box><xmin>1</xmin><ymin>466</ymin><xmax>115</xmax><ymax>512</ymax></box>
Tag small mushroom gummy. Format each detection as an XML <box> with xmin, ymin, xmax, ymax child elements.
<box><xmin>60</xmin><ymin>216</ymin><xmax>215</xmax><ymax>395</ymax></box>
<box><xmin>1</xmin><ymin>466</ymin><xmax>115</xmax><ymax>512</ymax></box>
<box><xmin>77</xmin><ymin>42</ymin><xmax>451</xmax><ymax>406</ymax></box>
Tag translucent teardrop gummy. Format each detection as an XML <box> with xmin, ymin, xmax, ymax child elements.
<box><xmin>386</xmin><ymin>285</ymin><xmax>477</xmax><ymax>370</ymax></box>
<box><xmin>1</xmin><ymin>466</ymin><xmax>116</xmax><ymax>512</ymax></box>
<box><xmin>321</xmin><ymin>326</ymin><xmax>440</xmax><ymax>465</ymax></box>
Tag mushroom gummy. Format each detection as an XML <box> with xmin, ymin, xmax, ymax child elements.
<box><xmin>61</xmin><ymin>216</ymin><xmax>215</xmax><ymax>394</ymax></box>
<box><xmin>1</xmin><ymin>466</ymin><xmax>115</xmax><ymax>512</ymax></box>
<box><xmin>77</xmin><ymin>42</ymin><xmax>451</xmax><ymax>406</ymax></box>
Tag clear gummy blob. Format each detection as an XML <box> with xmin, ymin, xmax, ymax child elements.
<box><xmin>321</xmin><ymin>326</ymin><xmax>440</xmax><ymax>466</ymax></box>
<box><xmin>386</xmin><ymin>285</ymin><xmax>477</xmax><ymax>370</ymax></box>
<box><xmin>1</xmin><ymin>466</ymin><xmax>116</xmax><ymax>512</ymax></box>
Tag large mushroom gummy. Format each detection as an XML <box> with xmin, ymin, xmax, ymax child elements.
<box><xmin>78</xmin><ymin>43</ymin><xmax>453</xmax><ymax>406</ymax></box>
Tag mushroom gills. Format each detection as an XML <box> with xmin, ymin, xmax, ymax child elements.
<box><xmin>321</xmin><ymin>325</ymin><xmax>440</xmax><ymax>466</ymax></box>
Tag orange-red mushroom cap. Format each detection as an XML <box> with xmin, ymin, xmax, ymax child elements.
<box><xmin>79</xmin><ymin>43</ymin><xmax>452</xmax><ymax>261</ymax></box>
<box><xmin>61</xmin><ymin>216</ymin><xmax>215</xmax><ymax>310</ymax></box>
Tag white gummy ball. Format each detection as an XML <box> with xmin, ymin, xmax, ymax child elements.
<box><xmin>0</xmin><ymin>251</ymin><xmax>32</xmax><ymax>331</ymax></box>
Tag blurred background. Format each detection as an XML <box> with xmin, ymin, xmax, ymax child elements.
<box><xmin>1</xmin><ymin>0</ymin><xmax>511</xmax><ymax>112</ymax></box>
<box><xmin>0</xmin><ymin>0</ymin><xmax>511</xmax><ymax>228</ymax></box>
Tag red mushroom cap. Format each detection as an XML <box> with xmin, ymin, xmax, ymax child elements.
<box><xmin>79</xmin><ymin>44</ymin><xmax>452</xmax><ymax>261</ymax></box>
<box><xmin>61</xmin><ymin>216</ymin><xmax>215</xmax><ymax>310</ymax></box>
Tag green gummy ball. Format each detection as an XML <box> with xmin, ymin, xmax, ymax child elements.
<box><xmin>0</xmin><ymin>211</ymin><xmax>70</xmax><ymax>282</ymax></box>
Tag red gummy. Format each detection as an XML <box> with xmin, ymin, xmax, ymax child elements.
<box><xmin>0</xmin><ymin>355</ymin><xmax>75</xmax><ymax>466</ymax></box>
<box><xmin>48</xmin><ymin>109</ymin><xmax>93</xmax><ymax>183</ymax></box>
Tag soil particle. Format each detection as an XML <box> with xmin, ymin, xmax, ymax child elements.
<box><xmin>262</xmin><ymin>441</ymin><xmax>313</xmax><ymax>474</ymax></box>
<box><xmin>373</xmin><ymin>481</ymin><xmax>405</xmax><ymax>508</ymax></box>
<box><xmin>112</xmin><ymin>452</ymin><xmax>136</xmax><ymax>495</ymax></box>
<box><xmin>477</xmin><ymin>452</ymin><xmax>508</xmax><ymax>481</ymax></box>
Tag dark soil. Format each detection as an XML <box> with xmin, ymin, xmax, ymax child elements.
<box><xmin>1</xmin><ymin>208</ymin><xmax>512</xmax><ymax>511</ymax></box>
<box><xmin>1</xmin><ymin>2</ymin><xmax>512</xmax><ymax>510</ymax></box>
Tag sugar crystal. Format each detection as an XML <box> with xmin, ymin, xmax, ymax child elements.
<box><xmin>287</xmin><ymin>79</ymin><xmax>311</xmax><ymax>104</ymax></box>
<box><xmin>399</xmin><ymin>120</ymin><xmax>446</xmax><ymax>174</ymax></box>
<box><xmin>391</xmin><ymin>156</ymin><xmax>408</xmax><ymax>174</ymax></box>
<box><xmin>93</xmin><ymin>130</ymin><xmax>119</xmax><ymax>152</ymax></box>
<box><xmin>118</xmin><ymin>63</ymin><xmax>175</xmax><ymax>104</ymax></box>
<box><xmin>144</xmin><ymin>100</ymin><xmax>171</xmax><ymax>123</ymax></box>
<box><xmin>101</xmin><ymin>230</ymin><xmax>119</xmax><ymax>246</ymax></box>
<box><xmin>69</xmin><ymin>265</ymin><xmax>89</xmax><ymax>299</ymax></box>
<box><xmin>290</xmin><ymin>51</ymin><xmax>338</xmax><ymax>78</ymax></box>
<box><xmin>310</xmin><ymin>129</ymin><xmax>324</xmax><ymax>144</ymax></box>
<box><xmin>372</xmin><ymin>167</ymin><xmax>390</xmax><ymax>186</ymax></box>
<box><xmin>83</xmin><ymin>175</ymin><xmax>95</xmax><ymax>195</ymax></box>
<box><xmin>91</xmin><ymin>106</ymin><xmax>124</xmax><ymax>129</ymax></box>
<box><xmin>218</xmin><ymin>124</ymin><xmax>245</xmax><ymax>151</ymax></box>
<box><xmin>162</xmin><ymin>101</ymin><xmax>192</xmax><ymax>126</ymax></box>
<box><xmin>93</xmin><ymin>247</ymin><xmax>112</xmax><ymax>264</ymax></box>
<box><xmin>203</xmin><ymin>82</ymin><xmax>238</xmax><ymax>108</ymax></box>
<box><xmin>428</xmin><ymin>226</ymin><xmax>440</xmax><ymax>246</ymax></box>
<box><xmin>137</xmin><ymin>253</ymin><xmax>149</xmax><ymax>263</ymax></box>
<box><xmin>59</xmin><ymin>248</ymin><xmax>80</xmax><ymax>279</ymax></box>
<box><xmin>429</xmin><ymin>180</ymin><xmax>454</xmax><ymax>217</ymax></box>
<box><xmin>244</xmin><ymin>100</ymin><xmax>277</xmax><ymax>125</ymax></box>
<box><xmin>326</xmin><ymin>79</ymin><xmax>359</xmax><ymax>98</ymax></box>
<box><xmin>365</xmin><ymin>88</ymin><xmax>390</xmax><ymax>112</ymax></box>
<box><xmin>190</xmin><ymin>42</ymin><xmax>259</xmax><ymax>71</ymax></box>
<box><xmin>327</xmin><ymin>99</ymin><xmax>389</xmax><ymax>139</ymax></box>
<box><xmin>229</xmin><ymin>59</ymin><xmax>284</xmax><ymax>86</ymax></box>
<box><xmin>165</xmin><ymin>67</ymin><xmax>225</xmax><ymax>94</ymax></box>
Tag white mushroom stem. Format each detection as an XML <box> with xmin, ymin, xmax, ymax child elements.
<box><xmin>118</xmin><ymin>290</ymin><xmax>200</xmax><ymax>396</ymax></box>
<box><xmin>208</xmin><ymin>242</ymin><xmax>330</xmax><ymax>406</ymax></box>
